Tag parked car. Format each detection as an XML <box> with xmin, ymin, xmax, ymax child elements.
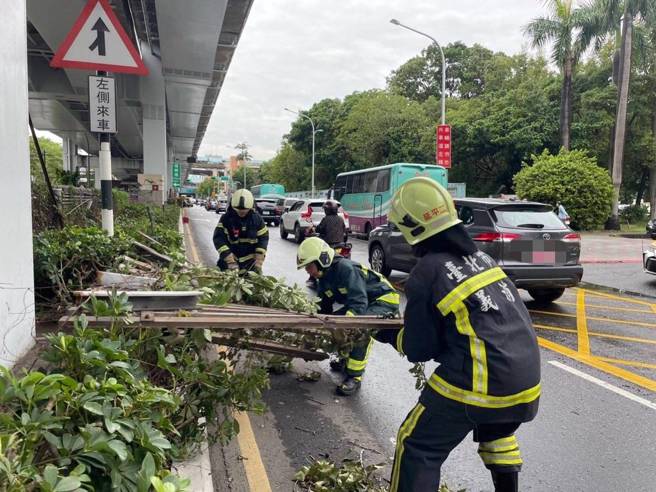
<box><xmin>280</xmin><ymin>199</ymin><xmax>350</xmax><ymax>243</ymax></box>
<box><xmin>197</xmin><ymin>198</ymin><xmax>206</xmax><ymax>207</ymax></box>
<box><xmin>215</xmin><ymin>198</ymin><xmax>228</xmax><ymax>214</ymax></box>
<box><xmin>368</xmin><ymin>198</ymin><xmax>583</xmax><ymax>305</ymax></box>
<box><xmin>255</xmin><ymin>198</ymin><xmax>282</xmax><ymax>226</ymax></box>
<box><xmin>646</xmin><ymin>219</ymin><xmax>656</xmax><ymax>239</ymax></box>
<box><xmin>205</xmin><ymin>199</ymin><xmax>217</xmax><ymax>211</ymax></box>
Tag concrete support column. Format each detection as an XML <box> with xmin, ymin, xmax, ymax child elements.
<box><xmin>0</xmin><ymin>0</ymin><xmax>35</xmax><ymax>367</ymax></box>
<box><xmin>62</xmin><ymin>137</ymin><xmax>76</xmax><ymax>173</ymax></box>
<box><xmin>141</xmin><ymin>44</ymin><xmax>167</xmax><ymax>203</ymax></box>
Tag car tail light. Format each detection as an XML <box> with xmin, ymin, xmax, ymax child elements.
<box><xmin>341</xmin><ymin>209</ymin><xmax>349</xmax><ymax>220</ymax></box>
<box><xmin>301</xmin><ymin>206</ymin><xmax>312</xmax><ymax>220</ymax></box>
<box><xmin>473</xmin><ymin>232</ymin><xmax>521</xmax><ymax>242</ymax></box>
<box><xmin>562</xmin><ymin>233</ymin><xmax>581</xmax><ymax>243</ymax></box>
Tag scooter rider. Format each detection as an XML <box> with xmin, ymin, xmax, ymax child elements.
<box><xmin>315</xmin><ymin>199</ymin><xmax>347</xmax><ymax>246</ymax></box>
<box><xmin>213</xmin><ymin>189</ymin><xmax>269</xmax><ymax>273</ymax></box>
<box><xmin>375</xmin><ymin>177</ymin><xmax>541</xmax><ymax>492</ymax></box>
<box><xmin>297</xmin><ymin>237</ymin><xmax>399</xmax><ymax>395</ymax></box>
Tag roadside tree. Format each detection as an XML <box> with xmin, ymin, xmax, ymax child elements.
<box><xmin>514</xmin><ymin>149</ymin><xmax>613</xmax><ymax>230</ymax></box>
<box><xmin>524</xmin><ymin>0</ymin><xmax>593</xmax><ymax>150</ymax></box>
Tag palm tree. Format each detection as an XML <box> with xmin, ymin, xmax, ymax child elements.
<box><xmin>579</xmin><ymin>0</ymin><xmax>656</xmax><ymax>228</ymax></box>
<box><xmin>525</xmin><ymin>0</ymin><xmax>591</xmax><ymax>150</ymax></box>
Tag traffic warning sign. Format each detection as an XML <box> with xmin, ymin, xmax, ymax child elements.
<box><xmin>50</xmin><ymin>0</ymin><xmax>148</xmax><ymax>75</ymax></box>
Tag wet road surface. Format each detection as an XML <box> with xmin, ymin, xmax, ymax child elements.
<box><xmin>188</xmin><ymin>206</ymin><xmax>656</xmax><ymax>492</ymax></box>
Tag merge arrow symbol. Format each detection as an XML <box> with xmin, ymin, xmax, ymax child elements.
<box><xmin>89</xmin><ymin>18</ymin><xmax>109</xmax><ymax>56</ymax></box>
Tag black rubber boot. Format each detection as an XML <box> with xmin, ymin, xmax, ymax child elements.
<box><xmin>336</xmin><ymin>376</ymin><xmax>361</xmax><ymax>396</ymax></box>
<box><xmin>491</xmin><ymin>471</ymin><xmax>518</xmax><ymax>492</ymax></box>
<box><xmin>329</xmin><ymin>358</ymin><xmax>345</xmax><ymax>372</ymax></box>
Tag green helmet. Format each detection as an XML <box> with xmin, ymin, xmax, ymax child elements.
<box><xmin>296</xmin><ymin>237</ymin><xmax>335</xmax><ymax>269</ymax></box>
<box><xmin>388</xmin><ymin>177</ymin><xmax>461</xmax><ymax>245</ymax></box>
<box><xmin>231</xmin><ymin>189</ymin><xmax>254</xmax><ymax>210</ymax></box>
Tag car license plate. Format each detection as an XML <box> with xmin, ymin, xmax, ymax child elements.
<box><xmin>262</xmin><ymin>211</ymin><xmax>270</xmax><ymax>215</ymax></box>
<box><xmin>532</xmin><ymin>251</ymin><xmax>556</xmax><ymax>264</ymax></box>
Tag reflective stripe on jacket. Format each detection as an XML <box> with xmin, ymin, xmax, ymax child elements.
<box><xmin>213</xmin><ymin>208</ymin><xmax>269</xmax><ymax>268</ymax></box>
<box><xmin>318</xmin><ymin>257</ymin><xmax>399</xmax><ymax>315</ymax></box>
<box><xmin>382</xmin><ymin>250</ymin><xmax>540</xmax><ymax>422</ymax></box>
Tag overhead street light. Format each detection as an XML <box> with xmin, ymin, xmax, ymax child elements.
<box><xmin>285</xmin><ymin>107</ymin><xmax>321</xmax><ymax>198</ymax></box>
<box><xmin>390</xmin><ymin>19</ymin><xmax>446</xmax><ymax>125</ymax></box>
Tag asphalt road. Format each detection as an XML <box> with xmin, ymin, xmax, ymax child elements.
<box><xmin>188</xmin><ymin>206</ymin><xmax>656</xmax><ymax>492</ymax></box>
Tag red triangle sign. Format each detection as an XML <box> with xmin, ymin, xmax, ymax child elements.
<box><xmin>50</xmin><ymin>0</ymin><xmax>148</xmax><ymax>75</ymax></box>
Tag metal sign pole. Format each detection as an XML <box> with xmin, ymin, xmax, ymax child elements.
<box><xmin>97</xmin><ymin>70</ymin><xmax>114</xmax><ymax>236</ymax></box>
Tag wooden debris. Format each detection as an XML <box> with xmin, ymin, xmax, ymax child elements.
<box><xmin>58</xmin><ymin>303</ymin><xmax>403</xmax><ymax>360</ymax></box>
<box><xmin>210</xmin><ymin>334</ymin><xmax>329</xmax><ymax>361</ymax></box>
<box><xmin>132</xmin><ymin>240</ymin><xmax>172</xmax><ymax>264</ymax></box>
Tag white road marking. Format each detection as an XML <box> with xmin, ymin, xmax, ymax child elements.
<box><xmin>548</xmin><ymin>360</ymin><xmax>656</xmax><ymax>411</ymax></box>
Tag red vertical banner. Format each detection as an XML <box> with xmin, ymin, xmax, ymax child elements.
<box><xmin>436</xmin><ymin>124</ymin><xmax>452</xmax><ymax>168</ymax></box>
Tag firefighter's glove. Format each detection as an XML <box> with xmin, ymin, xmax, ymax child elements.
<box><xmin>254</xmin><ymin>253</ymin><xmax>265</xmax><ymax>270</ymax></box>
<box><xmin>225</xmin><ymin>254</ymin><xmax>239</xmax><ymax>271</ymax></box>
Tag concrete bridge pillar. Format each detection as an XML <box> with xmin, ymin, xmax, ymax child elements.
<box><xmin>141</xmin><ymin>44</ymin><xmax>168</xmax><ymax>203</ymax></box>
<box><xmin>0</xmin><ymin>0</ymin><xmax>35</xmax><ymax>367</ymax></box>
<box><xmin>62</xmin><ymin>137</ymin><xmax>77</xmax><ymax>173</ymax></box>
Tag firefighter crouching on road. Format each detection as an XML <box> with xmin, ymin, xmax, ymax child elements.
<box><xmin>297</xmin><ymin>237</ymin><xmax>399</xmax><ymax>395</ymax></box>
<box><xmin>213</xmin><ymin>189</ymin><xmax>269</xmax><ymax>273</ymax></box>
<box><xmin>375</xmin><ymin>177</ymin><xmax>541</xmax><ymax>492</ymax></box>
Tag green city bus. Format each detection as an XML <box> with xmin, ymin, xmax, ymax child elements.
<box><xmin>333</xmin><ymin>163</ymin><xmax>448</xmax><ymax>236</ymax></box>
<box><xmin>250</xmin><ymin>183</ymin><xmax>285</xmax><ymax>198</ymax></box>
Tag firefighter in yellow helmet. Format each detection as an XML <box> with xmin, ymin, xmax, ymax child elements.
<box><xmin>297</xmin><ymin>237</ymin><xmax>399</xmax><ymax>395</ymax></box>
<box><xmin>213</xmin><ymin>189</ymin><xmax>269</xmax><ymax>272</ymax></box>
<box><xmin>374</xmin><ymin>177</ymin><xmax>540</xmax><ymax>492</ymax></box>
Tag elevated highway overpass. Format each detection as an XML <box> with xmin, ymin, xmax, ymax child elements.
<box><xmin>0</xmin><ymin>0</ymin><xmax>254</xmax><ymax>368</ymax></box>
<box><xmin>27</xmin><ymin>0</ymin><xmax>253</xmax><ymax>194</ymax></box>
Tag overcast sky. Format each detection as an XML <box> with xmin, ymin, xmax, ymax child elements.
<box><xmin>198</xmin><ymin>0</ymin><xmax>547</xmax><ymax>161</ymax></box>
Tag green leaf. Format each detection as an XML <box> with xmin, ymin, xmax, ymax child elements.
<box><xmin>54</xmin><ymin>477</ymin><xmax>82</xmax><ymax>492</ymax></box>
<box><xmin>43</xmin><ymin>464</ymin><xmax>59</xmax><ymax>486</ymax></box>
<box><xmin>135</xmin><ymin>457</ymin><xmax>157</xmax><ymax>492</ymax></box>
<box><xmin>83</xmin><ymin>401</ymin><xmax>103</xmax><ymax>415</ymax></box>
<box><xmin>108</xmin><ymin>439</ymin><xmax>128</xmax><ymax>461</ymax></box>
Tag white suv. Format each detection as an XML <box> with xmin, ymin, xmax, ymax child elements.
<box><xmin>280</xmin><ymin>199</ymin><xmax>350</xmax><ymax>243</ymax></box>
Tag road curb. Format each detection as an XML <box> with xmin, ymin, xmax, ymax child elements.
<box><xmin>176</xmin><ymin>207</ymin><xmax>215</xmax><ymax>491</ymax></box>
<box><xmin>579</xmin><ymin>281</ymin><xmax>656</xmax><ymax>301</ymax></box>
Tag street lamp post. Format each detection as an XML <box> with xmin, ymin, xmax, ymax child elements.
<box><xmin>390</xmin><ymin>19</ymin><xmax>446</xmax><ymax>125</ymax></box>
<box><xmin>284</xmin><ymin>108</ymin><xmax>321</xmax><ymax>198</ymax></box>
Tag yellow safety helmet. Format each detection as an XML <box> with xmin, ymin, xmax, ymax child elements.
<box><xmin>296</xmin><ymin>237</ymin><xmax>335</xmax><ymax>269</ymax></box>
<box><xmin>231</xmin><ymin>189</ymin><xmax>254</xmax><ymax>210</ymax></box>
<box><xmin>388</xmin><ymin>177</ymin><xmax>461</xmax><ymax>245</ymax></box>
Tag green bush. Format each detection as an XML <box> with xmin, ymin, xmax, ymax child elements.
<box><xmin>33</xmin><ymin>226</ymin><xmax>132</xmax><ymax>301</ymax></box>
<box><xmin>513</xmin><ymin>149</ymin><xmax>613</xmax><ymax>230</ymax></box>
<box><xmin>0</xmin><ymin>293</ymin><xmax>269</xmax><ymax>490</ymax></box>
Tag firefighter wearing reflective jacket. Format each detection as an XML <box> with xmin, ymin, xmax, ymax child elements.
<box><xmin>213</xmin><ymin>189</ymin><xmax>269</xmax><ymax>273</ymax></box>
<box><xmin>297</xmin><ymin>237</ymin><xmax>399</xmax><ymax>395</ymax></box>
<box><xmin>375</xmin><ymin>177</ymin><xmax>541</xmax><ymax>492</ymax></box>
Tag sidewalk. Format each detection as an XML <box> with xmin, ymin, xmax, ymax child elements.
<box><xmin>579</xmin><ymin>233</ymin><xmax>648</xmax><ymax>264</ymax></box>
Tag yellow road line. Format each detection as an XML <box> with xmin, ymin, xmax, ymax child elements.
<box><xmin>537</xmin><ymin>337</ymin><xmax>656</xmax><ymax>392</ymax></box>
<box><xmin>186</xmin><ymin>215</ymin><xmax>272</xmax><ymax>492</ymax></box>
<box><xmin>596</xmin><ymin>357</ymin><xmax>656</xmax><ymax>370</ymax></box>
<box><xmin>576</xmin><ymin>289</ymin><xmax>590</xmax><ymax>356</ymax></box>
<box><xmin>530</xmin><ymin>309</ymin><xmax>656</xmax><ymax>330</ymax></box>
<box><xmin>235</xmin><ymin>412</ymin><xmax>273</xmax><ymax>492</ymax></box>
<box><xmin>581</xmin><ymin>288</ymin><xmax>656</xmax><ymax>309</ymax></box>
<box><xmin>555</xmin><ymin>300</ymin><xmax>652</xmax><ymax>315</ymax></box>
<box><xmin>533</xmin><ymin>323</ymin><xmax>656</xmax><ymax>346</ymax></box>
<box><xmin>184</xmin><ymin>219</ymin><xmax>201</xmax><ymax>264</ymax></box>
